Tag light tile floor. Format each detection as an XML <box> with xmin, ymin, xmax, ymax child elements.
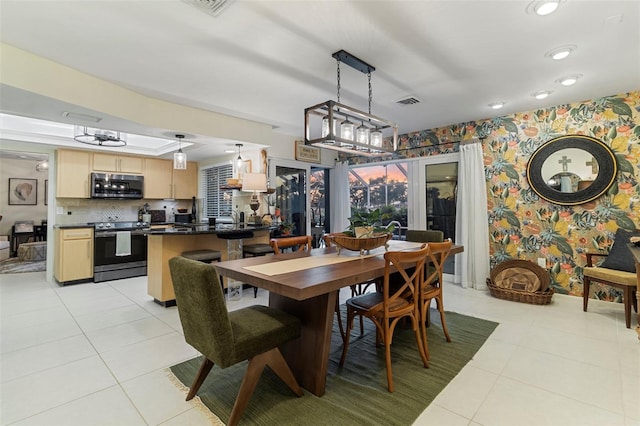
<box><xmin>0</xmin><ymin>271</ymin><xmax>638</xmax><ymax>425</ymax></box>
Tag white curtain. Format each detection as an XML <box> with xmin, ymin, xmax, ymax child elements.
<box><xmin>455</xmin><ymin>142</ymin><xmax>490</xmax><ymax>290</ymax></box>
<box><xmin>330</xmin><ymin>161</ymin><xmax>350</xmax><ymax>233</ymax></box>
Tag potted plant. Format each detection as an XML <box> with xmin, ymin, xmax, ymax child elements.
<box><xmin>279</xmin><ymin>220</ymin><xmax>294</xmax><ymax>236</ymax></box>
<box><xmin>331</xmin><ymin>208</ymin><xmax>394</xmax><ymax>255</ymax></box>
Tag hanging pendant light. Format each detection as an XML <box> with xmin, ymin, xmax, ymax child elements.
<box><xmin>304</xmin><ymin>50</ymin><xmax>397</xmax><ymax>157</ymax></box>
<box><xmin>370</xmin><ymin>128</ymin><xmax>383</xmax><ymax>148</ymax></box>
<box><xmin>173</xmin><ymin>134</ymin><xmax>187</xmax><ymax>170</ymax></box>
<box><xmin>235</xmin><ymin>143</ymin><xmax>244</xmax><ymax>169</ymax></box>
<box><xmin>340</xmin><ymin>118</ymin><xmax>355</xmax><ymax>141</ymax></box>
<box><xmin>356</xmin><ymin>122</ymin><xmax>370</xmax><ymax>145</ymax></box>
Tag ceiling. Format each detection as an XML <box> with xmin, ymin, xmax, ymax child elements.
<box><xmin>0</xmin><ymin>0</ymin><xmax>638</xmax><ymax>161</ymax></box>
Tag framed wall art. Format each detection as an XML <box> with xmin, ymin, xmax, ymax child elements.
<box><xmin>8</xmin><ymin>178</ymin><xmax>37</xmax><ymax>205</ymax></box>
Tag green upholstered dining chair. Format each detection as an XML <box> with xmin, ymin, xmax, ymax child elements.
<box><xmin>168</xmin><ymin>256</ymin><xmax>303</xmax><ymax>426</ymax></box>
<box><xmin>405</xmin><ymin>229</ymin><xmax>444</xmax><ymax>243</ymax></box>
<box><xmin>340</xmin><ymin>245</ymin><xmax>430</xmax><ymax>393</ymax></box>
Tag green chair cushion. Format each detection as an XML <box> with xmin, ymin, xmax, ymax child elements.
<box><xmin>229</xmin><ymin>305</ymin><xmax>300</xmax><ymax>363</ymax></box>
<box><xmin>405</xmin><ymin>230</ymin><xmax>444</xmax><ymax>243</ymax></box>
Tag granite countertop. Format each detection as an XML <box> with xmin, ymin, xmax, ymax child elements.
<box><xmin>55</xmin><ymin>223</ymin><xmax>274</xmax><ymax>235</ymax></box>
<box><xmin>146</xmin><ymin>223</ymin><xmax>274</xmax><ymax>235</ymax></box>
<box><xmin>54</xmin><ymin>224</ymin><xmax>95</xmax><ymax>229</ymax></box>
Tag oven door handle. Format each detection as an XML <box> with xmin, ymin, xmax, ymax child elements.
<box><xmin>95</xmin><ymin>231</ymin><xmax>147</xmax><ymax>238</ymax></box>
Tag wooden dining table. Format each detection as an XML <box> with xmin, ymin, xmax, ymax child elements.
<box><xmin>214</xmin><ymin>240</ymin><xmax>464</xmax><ymax>396</ymax></box>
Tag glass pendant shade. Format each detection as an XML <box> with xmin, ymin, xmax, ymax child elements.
<box><xmin>340</xmin><ymin>119</ymin><xmax>355</xmax><ymax>141</ymax></box>
<box><xmin>173</xmin><ymin>149</ymin><xmax>187</xmax><ymax>170</ymax></box>
<box><xmin>356</xmin><ymin>124</ymin><xmax>370</xmax><ymax>144</ymax></box>
<box><xmin>321</xmin><ymin>116</ymin><xmax>338</xmax><ymax>138</ymax></box>
<box><xmin>370</xmin><ymin>129</ymin><xmax>383</xmax><ymax>148</ymax></box>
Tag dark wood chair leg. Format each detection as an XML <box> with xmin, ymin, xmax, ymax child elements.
<box><xmin>624</xmin><ymin>286</ymin><xmax>632</xmax><ymax>328</ymax></box>
<box><xmin>583</xmin><ymin>277</ymin><xmax>590</xmax><ymax>312</ymax></box>
<box><xmin>228</xmin><ymin>352</ymin><xmax>269</xmax><ymax>426</ymax></box>
<box><xmin>186</xmin><ymin>358</ymin><xmax>214</xmax><ymax>401</ymax></box>
<box><xmin>335</xmin><ymin>294</ymin><xmax>346</xmax><ymax>342</ymax></box>
<box><xmin>264</xmin><ymin>348</ymin><xmax>303</xmax><ymax>397</ymax></box>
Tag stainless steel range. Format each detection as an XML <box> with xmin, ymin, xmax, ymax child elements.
<box><xmin>93</xmin><ymin>221</ymin><xmax>149</xmax><ymax>283</ymax></box>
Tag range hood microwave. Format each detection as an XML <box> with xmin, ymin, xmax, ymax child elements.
<box><xmin>91</xmin><ymin>173</ymin><xmax>144</xmax><ymax>199</ymax></box>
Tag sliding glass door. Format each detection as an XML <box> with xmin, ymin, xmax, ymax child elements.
<box><xmin>271</xmin><ymin>159</ymin><xmax>310</xmax><ymax>237</ymax></box>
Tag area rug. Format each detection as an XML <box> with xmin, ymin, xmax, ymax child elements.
<box><xmin>169</xmin><ymin>310</ymin><xmax>498</xmax><ymax>425</ymax></box>
<box><xmin>0</xmin><ymin>258</ymin><xmax>46</xmax><ymax>274</ymax></box>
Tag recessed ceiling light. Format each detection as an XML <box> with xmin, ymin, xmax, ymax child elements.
<box><xmin>556</xmin><ymin>74</ymin><xmax>582</xmax><ymax>86</ymax></box>
<box><xmin>532</xmin><ymin>91</ymin><xmax>552</xmax><ymax>99</ymax></box>
<box><xmin>224</xmin><ymin>149</ymin><xmax>236</xmax><ymax>153</ymax></box>
<box><xmin>527</xmin><ymin>1</ymin><xmax>562</xmax><ymax>16</ymax></box>
<box><xmin>545</xmin><ymin>45</ymin><xmax>576</xmax><ymax>60</ymax></box>
<box><xmin>489</xmin><ymin>102</ymin><xmax>505</xmax><ymax>110</ymax></box>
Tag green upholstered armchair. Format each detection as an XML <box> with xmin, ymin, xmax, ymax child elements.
<box><xmin>168</xmin><ymin>256</ymin><xmax>303</xmax><ymax>426</ymax></box>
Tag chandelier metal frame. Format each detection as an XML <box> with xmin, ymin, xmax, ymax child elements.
<box><xmin>304</xmin><ymin>50</ymin><xmax>398</xmax><ymax>157</ymax></box>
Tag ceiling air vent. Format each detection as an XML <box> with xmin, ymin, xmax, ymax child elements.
<box><xmin>395</xmin><ymin>96</ymin><xmax>422</xmax><ymax>106</ymax></box>
<box><xmin>181</xmin><ymin>0</ymin><xmax>236</xmax><ymax>17</ymax></box>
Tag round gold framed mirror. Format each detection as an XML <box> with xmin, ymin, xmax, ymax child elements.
<box><xmin>526</xmin><ymin>135</ymin><xmax>617</xmax><ymax>205</ymax></box>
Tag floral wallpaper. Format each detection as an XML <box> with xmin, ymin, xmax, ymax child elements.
<box><xmin>352</xmin><ymin>91</ymin><xmax>639</xmax><ymax>301</ymax></box>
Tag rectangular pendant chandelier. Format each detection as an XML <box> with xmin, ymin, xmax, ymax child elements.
<box><xmin>304</xmin><ymin>50</ymin><xmax>398</xmax><ymax>157</ymax></box>
<box><xmin>304</xmin><ymin>100</ymin><xmax>397</xmax><ymax>157</ymax></box>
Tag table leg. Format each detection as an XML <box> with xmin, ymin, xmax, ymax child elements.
<box><xmin>269</xmin><ymin>291</ymin><xmax>336</xmax><ymax>397</ymax></box>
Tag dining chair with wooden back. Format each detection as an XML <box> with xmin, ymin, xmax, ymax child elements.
<box><xmin>418</xmin><ymin>240</ymin><xmax>453</xmax><ymax>360</ymax></box>
<box><xmin>339</xmin><ymin>245</ymin><xmax>430</xmax><ymax>393</ymax></box>
<box><xmin>168</xmin><ymin>256</ymin><xmax>303</xmax><ymax>426</ymax></box>
<box><xmin>269</xmin><ymin>235</ymin><xmax>313</xmax><ymax>254</ymax></box>
<box><xmin>271</xmin><ymin>235</ymin><xmax>346</xmax><ymax>339</ymax></box>
<box><xmin>323</xmin><ymin>233</ymin><xmax>380</xmax><ymax>338</ymax></box>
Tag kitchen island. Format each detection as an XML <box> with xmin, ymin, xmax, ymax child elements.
<box><xmin>147</xmin><ymin>224</ymin><xmax>272</xmax><ymax>306</ymax></box>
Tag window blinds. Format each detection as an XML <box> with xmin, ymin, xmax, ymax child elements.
<box><xmin>201</xmin><ymin>164</ymin><xmax>233</xmax><ymax>218</ymax></box>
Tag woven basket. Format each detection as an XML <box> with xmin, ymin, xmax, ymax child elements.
<box><xmin>486</xmin><ymin>279</ymin><xmax>554</xmax><ymax>305</ymax></box>
<box><xmin>487</xmin><ymin>259</ymin><xmax>553</xmax><ymax>305</ymax></box>
<box><xmin>330</xmin><ymin>233</ymin><xmax>392</xmax><ymax>254</ymax></box>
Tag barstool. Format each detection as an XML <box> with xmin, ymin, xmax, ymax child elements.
<box><xmin>242</xmin><ymin>243</ymin><xmax>275</xmax><ymax>297</ymax></box>
<box><xmin>181</xmin><ymin>249</ymin><xmax>222</xmax><ymax>263</ymax></box>
<box><xmin>181</xmin><ymin>249</ymin><xmax>223</xmax><ymax>290</ymax></box>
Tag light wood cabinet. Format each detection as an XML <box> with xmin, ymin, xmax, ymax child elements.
<box><xmin>56</xmin><ymin>149</ymin><xmax>91</xmax><ymax>198</ymax></box>
<box><xmin>93</xmin><ymin>153</ymin><xmax>143</xmax><ymax>174</ymax></box>
<box><xmin>144</xmin><ymin>158</ymin><xmax>174</xmax><ymax>198</ymax></box>
<box><xmin>172</xmin><ymin>161</ymin><xmax>198</xmax><ymax>199</ymax></box>
<box><xmin>55</xmin><ymin>149</ymin><xmax>196</xmax><ymax>199</ymax></box>
<box><xmin>143</xmin><ymin>159</ymin><xmax>197</xmax><ymax>199</ymax></box>
<box><xmin>54</xmin><ymin>227</ymin><xmax>94</xmax><ymax>283</ymax></box>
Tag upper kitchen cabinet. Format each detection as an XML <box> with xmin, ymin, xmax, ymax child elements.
<box><xmin>144</xmin><ymin>158</ymin><xmax>173</xmax><ymax>198</ymax></box>
<box><xmin>143</xmin><ymin>158</ymin><xmax>197</xmax><ymax>199</ymax></box>
<box><xmin>92</xmin><ymin>153</ymin><xmax>143</xmax><ymax>174</ymax></box>
<box><xmin>56</xmin><ymin>149</ymin><xmax>91</xmax><ymax>198</ymax></box>
<box><xmin>172</xmin><ymin>161</ymin><xmax>198</xmax><ymax>199</ymax></box>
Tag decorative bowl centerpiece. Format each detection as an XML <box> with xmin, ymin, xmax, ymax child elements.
<box><xmin>177</xmin><ymin>208</ymin><xmax>188</xmax><ymax>213</ymax></box>
<box><xmin>330</xmin><ymin>232</ymin><xmax>392</xmax><ymax>255</ymax></box>
<box><xmin>330</xmin><ymin>208</ymin><xmax>396</xmax><ymax>255</ymax></box>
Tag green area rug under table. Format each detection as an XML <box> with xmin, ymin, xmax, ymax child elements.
<box><xmin>169</xmin><ymin>310</ymin><xmax>498</xmax><ymax>425</ymax></box>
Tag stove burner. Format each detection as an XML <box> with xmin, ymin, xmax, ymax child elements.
<box><xmin>94</xmin><ymin>221</ymin><xmax>149</xmax><ymax>231</ymax></box>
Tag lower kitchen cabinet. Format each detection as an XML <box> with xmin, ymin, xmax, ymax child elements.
<box><xmin>54</xmin><ymin>228</ymin><xmax>94</xmax><ymax>284</ymax></box>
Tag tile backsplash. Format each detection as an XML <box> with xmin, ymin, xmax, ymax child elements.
<box><xmin>55</xmin><ymin>199</ymin><xmax>190</xmax><ymax>224</ymax></box>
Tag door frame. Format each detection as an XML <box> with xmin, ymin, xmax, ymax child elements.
<box><xmin>269</xmin><ymin>158</ymin><xmax>311</xmax><ymax>236</ymax></box>
<box><xmin>408</xmin><ymin>152</ymin><xmax>460</xmax><ymax>230</ymax></box>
